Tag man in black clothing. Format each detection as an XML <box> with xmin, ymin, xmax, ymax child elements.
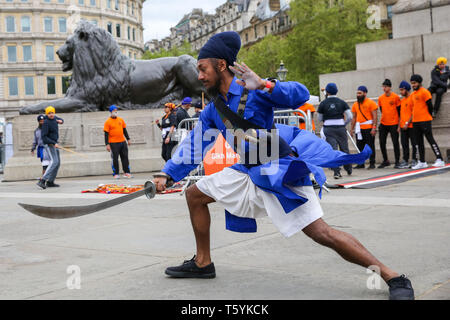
<box><xmin>428</xmin><ymin>57</ymin><xmax>450</xmax><ymax>117</ymax></box>
<box><xmin>37</xmin><ymin>106</ymin><xmax>64</xmax><ymax>189</ymax></box>
<box><xmin>317</xmin><ymin>83</ymin><xmax>353</xmax><ymax>179</ymax></box>
<box><xmin>176</xmin><ymin>97</ymin><xmax>192</xmax><ymax>128</ymax></box>
<box><xmin>192</xmin><ymin>101</ymin><xmax>203</xmax><ymax>119</ymax></box>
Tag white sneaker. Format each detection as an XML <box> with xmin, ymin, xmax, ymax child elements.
<box><xmin>432</xmin><ymin>159</ymin><xmax>445</xmax><ymax>168</ymax></box>
<box><xmin>412</xmin><ymin>161</ymin><xmax>428</xmax><ymax>170</ymax></box>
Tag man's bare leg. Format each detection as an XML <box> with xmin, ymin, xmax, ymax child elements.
<box><xmin>185</xmin><ymin>184</ymin><xmax>216</xmax><ymax>268</ymax></box>
<box><xmin>303</xmin><ymin>218</ymin><xmax>398</xmax><ymax>282</ymax></box>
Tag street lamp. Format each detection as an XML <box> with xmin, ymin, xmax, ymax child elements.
<box><xmin>277</xmin><ymin>61</ymin><xmax>288</xmax><ymax>81</ymax></box>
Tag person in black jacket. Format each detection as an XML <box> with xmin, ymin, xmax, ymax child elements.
<box><xmin>37</xmin><ymin>106</ymin><xmax>64</xmax><ymax>189</ymax></box>
<box><xmin>156</xmin><ymin>103</ymin><xmax>178</xmax><ymax>162</ymax></box>
<box><xmin>176</xmin><ymin>97</ymin><xmax>192</xmax><ymax>128</ymax></box>
<box><xmin>428</xmin><ymin>57</ymin><xmax>450</xmax><ymax>117</ymax></box>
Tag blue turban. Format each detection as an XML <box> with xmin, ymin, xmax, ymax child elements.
<box><xmin>325</xmin><ymin>83</ymin><xmax>338</xmax><ymax>95</ymax></box>
<box><xmin>198</xmin><ymin>31</ymin><xmax>241</xmax><ymax>66</ymax></box>
<box><xmin>399</xmin><ymin>80</ymin><xmax>411</xmax><ymax>91</ymax></box>
<box><xmin>357</xmin><ymin>86</ymin><xmax>368</xmax><ymax>93</ymax></box>
<box><xmin>109</xmin><ymin>105</ymin><xmax>118</xmax><ymax>112</ymax></box>
<box><xmin>182</xmin><ymin>97</ymin><xmax>192</xmax><ymax>105</ymax></box>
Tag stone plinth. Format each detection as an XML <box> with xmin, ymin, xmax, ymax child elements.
<box><xmin>3</xmin><ymin>109</ymin><xmax>183</xmax><ymax>181</ymax></box>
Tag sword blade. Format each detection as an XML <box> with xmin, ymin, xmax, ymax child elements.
<box><xmin>18</xmin><ymin>182</ymin><xmax>156</xmax><ymax>219</ymax></box>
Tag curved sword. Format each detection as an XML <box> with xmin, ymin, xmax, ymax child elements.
<box><xmin>18</xmin><ymin>181</ymin><xmax>156</xmax><ymax>219</ymax></box>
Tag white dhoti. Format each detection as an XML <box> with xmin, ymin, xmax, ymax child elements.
<box><xmin>196</xmin><ymin>167</ymin><xmax>324</xmax><ymax>238</ymax></box>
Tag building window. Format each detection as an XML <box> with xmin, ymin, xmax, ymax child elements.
<box><xmin>132</xmin><ymin>2</ymin><xmax>134</xmax><ymax>15</ymax></box>
<box><xmin>23</xmin><ymin>45</ymin><xmax>32</xmax><ymax>61</ymax></box>
<box><xmin>47</xmin><ymin>77</ymin><xmax>56</xmax><ymax>95</ymax></box>
<box><xmin>115</xmin><ymin>0</ymin><xmax>119</xmax><ymax>10</ymax></box>
<box><xmin>6</xmin><ymin>0</ymin><xmax>13</xmax><ymax>2</ymax></box>
<box><xmin>127</xmin><ymin>26</ymin><xmax>131</xmax><ymax>40</ymax></box>
<box><xmin>107</xmin><ymin>0</ymin><xmax>111</xmax><ymax>8</ymax></box>
<box><xmin>116</xmin><ymin>24</ymin><xmax>121</xmax><ymax>37</ymax></box>
<box><xmin>46</xmin><ymin>45</ymin><xmax>54</xmax><ymax>61</ymax></box>
<box><xmin>21</xmin><ymin>16</ymin><xmax>31</xmax><ymax>32</ymax></box>
<box><xmin>44</xmin><ymin>17</ymin><xmax>53</xmax><ymax>32</ymax></box>
<box><xmin>107</xmin><ymin>22</ymin><xmax>112</xmax><ymax>34</ymax></box>
<box><xmin>62</xmin><ymin>76</ymin><xmax>70</xmax><ymax>94</ymax></box>
<box><xmin>59</xmin><ymin>17</ymin><xmax>67</xmax><ymax>32</ymax></box>
<box><xmin>90</xmin><ymin>0</ymin><xmax>95</xmax><ymax>6</ymax></box>
<box><xmin>78</xmin><ymin>0</ymin><xmax>84</xmax><ymax>5</ymax></box>
<box><xmin>132</xmin><ymin>28</ymin><xmax>135</xmax><ymax>41</ymax></box>
<box><xmin>44</xmin><ymin>0</ymin><xmax>51</xmax><ymax>2</ymax></box>
<box><xmin>9</xmin><ymin>77</ymin><xmax>18</xmax><ymax>96</ymax></box>
<box><xmin>7</xmin><ymin>46</ymin><xmax>17</xmax><ymax>62</ymax></box>
<box><xmin>58</xmin><ymin>0</ymin><xmax>65</xmax><ymax>3</ymax></box>
<box><xmin>25</xmin><ymin>77</ymin><xmax>34</xmax><ymax>96</ymax></box>
<box><xmin>6</xmin><ymin>16</ymin><xmax>15</xmax><ymax>32</ymax></box>
<box><xmin>91</xmin><ymin>20</ymin><xmax>97</xmax><ymax>26</ymax></box>
<box><xmin>126</xmin><ymin>1</ymin><xmax>129</xmax><ymax>14</ymax></box>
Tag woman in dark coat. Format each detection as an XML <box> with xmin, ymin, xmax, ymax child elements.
<box><xmin>155</xmin><ymin>103</ymin><xmax>178</xmax><ymax>162</ymax></box>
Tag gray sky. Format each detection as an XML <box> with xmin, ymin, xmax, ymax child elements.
<box><xmin>142</xmin><ymin>0</ymin><xmax>226</xmax><ymax>42</ymax></box>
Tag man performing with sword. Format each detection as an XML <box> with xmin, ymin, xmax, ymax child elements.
<box><xmin>19</xmin><ymin>32</ymin><xmax>414</xmax><ymax>300</ymax></box>
<box><xmin>151</xmin><ymin>32</ymin><xmax>414</xmax><ymax>300</ymax></box>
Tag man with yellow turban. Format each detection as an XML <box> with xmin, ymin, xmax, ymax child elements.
<box><xmin>37</xmin><ymin>106</ymin><xmax>64</xmax><ymax>189</ymax></box>
<box><xmin>428</xmin><ymin>57</ymin><xmax>450</xmax><ymax>117</ymax></box>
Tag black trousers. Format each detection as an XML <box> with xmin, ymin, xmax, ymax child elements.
<box><xmin>412</xmin><ymin>121</ymin><xmax>443</xmax><ymax>162</ymax></box>
<box><xmin>379</xmin><ymin>124</ymin><xmax>400</xmax><ymax>164</ymax></box>
<box><xmin>110</xmin><ymin>141</ymin><xmax>130</xmax><ymax>175</ymax></box>
<box><xmin>323</xmin><ymin>126</ymin><xmax>352</xmax><ymax>174</ymax></box>
<box><xmin>400</xmin><ymin>128</ymin><xmax>417</xmax><ymax>162</ymax></box>
<box><xmin>357</xmin><ymin>129</ymin><xmax>376</xmax><ymax>165</ymax></box>
<box><xmin>162</xmin><ymin>140</ymin><xmax>178</xmax><ymax>162</ymax></box>
<box><xmin>428</xmin><ymin>85</ymin><xmax>447</xmax><ymax>115</ymax></box>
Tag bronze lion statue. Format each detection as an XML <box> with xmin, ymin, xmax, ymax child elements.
<box><xmin>20</xmin><ymin>21</ymin><xmax>204</xmax><ymax>114</ymax></box>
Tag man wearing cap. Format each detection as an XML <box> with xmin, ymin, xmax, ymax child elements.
<box><xmin>317</xmin><ymin>83</ymin><xmax>353</xmax><ymax>179</ymax></box>
<box><xmin>104</xmin><ymin>105</ymin><xmax>132</xmax><ymax>179</ymax></box>
<box><xmin>428</xmin><ymin>57</ymin><xmax>450</xmax><ymax>117</ymax></box>
<box><xmin>176</xmin><ymin>97</ymin><xmax>193</xmax><ymax>128</ymax></box>
<box><xmin>151</xmin><ymin>31</ymin><xmax>414</xmax><ymax>300</ymax></box>
<box><xmin>397</xmin><ymin>81</ymin><xmax>417</xmax><ymax>169</ymax></box>
<box><xmin>31</xmin><ymin>115</ymin><xmax>51</xmax><ymax>176</ymax></box>
<box><xmin>37</xmin><ymin>106</ymin><xmax>64</xmax><ymax>189</ymax></box>
<box><xmin>409</xmin><ymin>75</ymin><xmax>445</xmax><ymax>169</ymax></box>
<box><xmin>192</xmin><ymin>101</ymin><xmax>203</xmax><ymax>119</ymax></box>
<box><xmin>377</xmin><ymin>79</ymin><xmax>402</xmax><ymax>169</ymax></box>
<box><xmin>350</xmin><ymin>86</ymin><xmax>378</xmax><ymax>169</ymax></box>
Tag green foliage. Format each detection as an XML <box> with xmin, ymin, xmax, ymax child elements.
<box><xmin>240</xmin><ymin>0</ymin><xmax>387</xmax><ymax>95</ymax></box>
<box><xmin>141</xmin><ymin>41</ymin><xmax>198</xmax><ymax>60</ymax></box>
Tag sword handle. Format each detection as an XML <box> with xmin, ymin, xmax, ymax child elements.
<box><xmin>144</xmin><ymin>181</ymin><xmax>156</xmax><ymax>200</ymax></box>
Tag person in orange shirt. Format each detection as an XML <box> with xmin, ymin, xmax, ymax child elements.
<box><xmin>104</xmin><ymin>105</ymin><xmax>132</xmax><ymax>179</ymax></box>
<box><xmin>397</xmin><ymin>81</ymin><xmax>417</xmax><ymax>169</ymax></box>
<box><xmin>295</xmin><ymin>102</ymin><xmax>316</xmax><ymax>131</ymax></box>
<box><xmin>377</xmin><ymin>79</ymin><xmax>402</xmax><ymax>168</ymax></box>
<box><xmin>350</xmin><ymin>86</ymin><xmax>378</xmax><ymax>169</ymax></box>
<box><xmin>409</xmin><ymin>75</ymin><xmax>445</xmax><ymax>169</ymax></box>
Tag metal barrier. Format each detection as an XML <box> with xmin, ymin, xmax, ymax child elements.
<box><xmin>273</xmin><ymin>109</ymin><xmax>313</xmax><ymax>132</ymax></box>
<box><xmin>0</xmin><ymin>144</ymin><xmax>4</xmax><ymax>173</ymax></box>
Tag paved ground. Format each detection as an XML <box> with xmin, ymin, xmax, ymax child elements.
<box><xmin>0</xmin><ymin>167</ymin><xmax>449</xmax><ymax>300</ymax></box>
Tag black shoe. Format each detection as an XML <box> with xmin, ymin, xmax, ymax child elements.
<box><xmin>368</xmin><ymin>164</ymin><xmax>376</xmax><ymax>169</ymax></box>
<box><xmin>37</xmin><ymin>179</ymin><xmax>47</xmax><ymax>189</ymax></box>
<box><xmin>46</xmin><ymin>181</ymin><xmax>60</xmax><ymax>188</ymax></box>
<box><xmin>378</xmin><ymin>161</ymin><xmax>390</xmax><ymax>168</ymax></box>
<box><xmin>346</xmin><ymin>169</ymin><xmax>352</xmax><ymax>176</ymax></box>
<box><xmin>393</xmin><ymin>163</ymin><xmax>402</xmax><ymax>169</ymax></box>
<box><xmin>354</xmin><ymin>164</ymin><xmax>365</xmax><ymax>169</ymax></box>
<box><xmin>165</xmin><ymin>256</ymin><xmax>216</xmax><ymax>279</ymax></box>
<box><xmin>334</xmin><ymin>172</ymin><xmax>342</xmax><ymax>179</ymax></box>
<box><xmin>387</xmin><ymin>275</ymin><xmax>415</xmax><ymax>300</ymax></box>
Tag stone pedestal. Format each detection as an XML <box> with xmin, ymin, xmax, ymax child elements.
<box><xmin>3</xmin><ymin>109</ymin><xmax>180</xmax><ymax>181</ymax></box>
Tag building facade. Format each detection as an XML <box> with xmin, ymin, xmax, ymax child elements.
<box><xmin>0</xmin><ymin>0</ymin><xmax>146</xmax><ymax>117</ymax></box>
<box><xmin>146</xmin><ymin>0</ymin><xmax>293</xmax><ymax>53</ymax></box>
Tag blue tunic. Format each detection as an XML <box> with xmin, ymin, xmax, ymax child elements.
<box><xmin>163</xmin><ymin>77</ymin><xmax>371</xmax><ymax>233</ymax></box>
